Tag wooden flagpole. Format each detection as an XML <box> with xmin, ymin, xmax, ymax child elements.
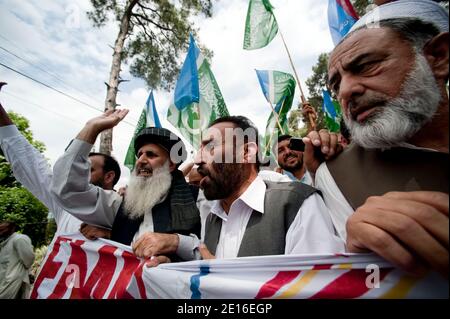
<box><xmin>278</xmin><ymin>29</ymin><xmax>317</xmax><ymax>131</ymax></box>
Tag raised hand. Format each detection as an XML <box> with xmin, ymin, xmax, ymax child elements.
<box><xmin>302</xmin><ymin>129</ymin><xmax>343</xmax><ymax>176</ymax></box>
<box><xmin>76</xmin><ymin>109</ymin><xmax>129</xmax><ymax>144</ymax></box>
<box><xmin>85</xmin><ymin>109</ymin><xmax>129</xmax><ymax>132</ymax></box>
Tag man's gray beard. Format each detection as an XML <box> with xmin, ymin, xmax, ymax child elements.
<box><xmin>124</xmin><ymin>161</ymin><xmax>172</xmax><ymax>220</ymax></box>
<box><xmin>344</xmin><ymin>53</ymin><xmax>441</xmax><ymax>149</ymax></box>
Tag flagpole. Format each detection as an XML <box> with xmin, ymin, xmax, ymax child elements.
<box><xmin>265</xmin><ymin>97</ymin><xmax>286</xmax><ymax>157</ymax></box>
<box><xmin>197</xmin><ymin>102</ymin><xmax>202</xmax><ymax>149</ymax></box>
<box><xmin>278</xmin><ymin>28</ymin><xmax>317</xmax><ymax>131</ymax></box>
<box><xmin>267</xmin><ymin>101</ymin><xmax>285</xmax><ymax>135</ymax></box>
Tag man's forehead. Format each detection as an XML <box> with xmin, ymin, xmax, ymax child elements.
<box><xmin>329</xmin><ymin>27</ymin><xmax>398</xmax><ymax>71</ymax></box>
<box><xmin>205</xmin><ymin>122</ymin><xmax>236</xmax><ymax>140</ymax></box>
<box><xmin>137</xmin><ymin>143</ymin><xmax>168</xmax><ymax>154</ymax></box>
<box><xmin>277</xmin><ymin>139</ymin><xmax>290</xmax><ymax>148</ymax></box>
<box><xmin>89</xmin><ymin>155</ymin><xmax>104</xmax><ymax>166</ymax></box>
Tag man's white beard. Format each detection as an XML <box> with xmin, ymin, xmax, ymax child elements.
<box><xmin>124</xmin><ymin>161</ymin><xmax>172</xmax><ymax>220</ymax></box>
<box><xmin>344</xmin><ymin>53</ymin><xmax>441</xmax><ymax>149</ymax></box>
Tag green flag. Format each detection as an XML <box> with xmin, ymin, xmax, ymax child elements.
<box><xmin>124</xmin><ymin>91</ymin><xmax>161</xmax><ymax>171</ymax></box>
<box><xmin>256</xmin><ymin>70</ymin><xmax>296</xmax><ymax>157</ymax></box>
<box><xmin>243</xmin><ymin>0</ymin><xmax>279</xmax><ymax>50</ymax></box>
<box><xmin>167</xmin><ymin>36</ymin><xmax>229</xmax><ymax>149</ymax></box>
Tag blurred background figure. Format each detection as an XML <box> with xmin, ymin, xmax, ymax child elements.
<box><xmin>0</xmin><ymin>221</ymin><xmax>35</xmax><ymax>298</ymax></box>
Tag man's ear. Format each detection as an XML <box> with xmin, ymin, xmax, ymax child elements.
<box><xmin>168</xmin><ymin>160</ymin><xmax>177</xmax><ymax>172</ymax></box>
<box><xmin>104</xmin><ymin>171</ymin><xmax>116</xmax><ymax>187</ymax></box>
<box><xmin>243</xmin><ymin>142</ymin><xmax>258</xmax><ymax>164</ymax></box>
<box><xmin>424</xmin><ymin>32</ymin><xmax>449</xmax><ymax>81</ymax></box>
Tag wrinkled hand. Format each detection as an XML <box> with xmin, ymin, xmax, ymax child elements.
<box><xmin>303</xmin><ymin>129</ymin><xmax>343</xmax><ymax>175</ymax></box>
<box><xmin>77</xmin><ymin>109</ymin><xmax>129</xmax><ymax>144</ymax></box>
<box><xmin>132</xmin><ymin>232</ymin><xmax>179</xmax><ymax>258</ymax></box>
<box><xmin>145</xmin><ymin>255</ymin><xmax>171</xmax><ymax>268</ymax></box>
<box><xmin>86</xmin><ymin>109</ymin><xmax>129</xmax><ymax>133</ymax></box>
<box><xmin>79</xmin><ymin>223</ymin><xmax>111</xmax><ymax>240</ymax></box>
<box><xmin>199</xmin><ymin>243</ymin><xmax>216</xmax><ymax>260</ymax></box>
<box><xmin>346</xmin><ymin>191</ymin><xmax>449</xmax><ymax>278</ymax></box>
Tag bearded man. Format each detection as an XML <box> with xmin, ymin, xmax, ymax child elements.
<box><xmin>303</xmin><ymin>0</ymin><xmax>449</xmax><ymax>277</ymax></box>
<box><xmin>194</xmin><ymin>116</ymin><xmax>344</xmax><ymax>259</ymax></box>
<box><xmin>274</xmin><ymin>134</ymin><xmax>313</xmax><ymax>185</ymax></box>
<box><xmin>51</xmin><ymin>110</ymin><xmax>201</xmax><ymax>265</ymax></box>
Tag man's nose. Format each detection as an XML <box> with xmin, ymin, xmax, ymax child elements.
<box><xmin>338</xmin><ymin>75</ymin><xmax>365</xmax><ymax>113</ymax></box>
<box><xmin>136</xmin><ymin>153</ymin><xmax>147</xmax><ymax>165</ymax></box>
<box><xmin>193</xmin><ymin>149</ymin><xmax>203</xmax><ymax>165</ymax></box>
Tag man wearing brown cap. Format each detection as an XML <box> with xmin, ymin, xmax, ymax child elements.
<box><xmin>51</xmin><ymin>109</ymin><xmax>201</xmax><ymax>266</ymax></box>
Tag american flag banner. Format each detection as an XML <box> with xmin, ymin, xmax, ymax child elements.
<box><xmin>31</xmin><ymin>234</ymin><xmax>448</xmax><ymax>299</ymax></box>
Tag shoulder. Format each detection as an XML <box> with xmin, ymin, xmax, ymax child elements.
<box><xmin>265</xmin><ymin>180</ymin><xmax>317</xmax><ymax>194</ymax></box>
<box><xmin>12</xmin><ymin>233</ymin><xmax>32</xmax><ymax>246</ymax></box>
<box><xmin>258</xmin><ymin>170</ymin><xmax>291</xmax><ymax>182</ymax></box>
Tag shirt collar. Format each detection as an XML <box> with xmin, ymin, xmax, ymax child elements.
<box><xmin>210</xmin><ymin>176</ymin><xmax>267</xmax><ymax>221</ymax></box>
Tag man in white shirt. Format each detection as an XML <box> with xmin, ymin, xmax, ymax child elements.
<box><xmin>0</xmin><ymin>102</ymin><xmax>117</xmax><ymax>239</ymax></box>
<box><xmin>194</xmin><ymin>116</ymin><xmax>344</xmax><ymax>259</ymax></box>
<box><xmin>303</xmin><ymin>1</ymin><xmax>449</xmax><ymax>277</ymax></box>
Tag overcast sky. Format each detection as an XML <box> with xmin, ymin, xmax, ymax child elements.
<box><xmin>0</xmin><ymin>0</ymin><xmax>336</xmax><ymax>187</ymax></box>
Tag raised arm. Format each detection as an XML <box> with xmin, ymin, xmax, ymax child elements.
<box><xmin>0</xmin><ymin>103</ymin><xmax>63</xmax><ymax>218</ymax></box>
<box><xmin>51</xmin><ymin>109</ymin><xmax>128</xmax><ymax>228</ymax></box>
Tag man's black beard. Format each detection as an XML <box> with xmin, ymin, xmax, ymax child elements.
<box><xmin>201</xmin><ymin>162</ymin><xmax>247</xmax><ymax>200</ymax></box>
<box><xmin>280</xmin><ymin>154</ymin><xmax>303</xmax><ymax>172</ymax></box>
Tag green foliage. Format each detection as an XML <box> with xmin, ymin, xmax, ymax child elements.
<box><xmin>287</xmin><ymin>107</ymin><xmax>308</xmax><ymax>138</ymax></box>
<box><xmin>45</xmin><ymin>218</ymin><xmax>57</xmax><ymax>244</ymax></box>
<box><xmin>0</xmin><ymin>111</ymin><xmax>48</xmax><ymax>246</ymax></box>
<box><xmin>87</xmin><ymin>0</ymin><xmax>214</xmax><ymax>91</ymax></box>
<box><xmin>351</xmin><ymin>0</ymin><xmax>373</xmax><ymax>17</ymax></box>
<box><xmin>30</xmin><ymin>245</ymin><xmax>48</xmax><ymax>280</ymax></box>
<box><xmin>0</xmin><ymin>186</ymin><xmax>48</xmax><ymax>247</ymax></box>
<box><xmin>0</xmin><ymin>111</ymin><xmax>46</xmax><ymax>187</ymax></box>
<box><xmin>303</xmin><ymin>52</ymin><xmax>331</xmax><ymax>131</ymax></box>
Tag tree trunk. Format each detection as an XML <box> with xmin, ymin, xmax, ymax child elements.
<box><xmin>99</xmin><ymin>0</ymin><xmax>138</xmax><ymax>155</ymax></box>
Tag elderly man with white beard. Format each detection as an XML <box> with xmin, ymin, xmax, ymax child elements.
<box><xmin>303</xmin><ymin>0</ymin><xmax>449</xmax><ymax>278</ymax></box>
<box><xmin>51</xmin><ymin>110</ymin><xmax>201</xmax><ymax>266</ymax></box>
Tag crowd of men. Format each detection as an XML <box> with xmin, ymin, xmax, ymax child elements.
<box><xmin>0</xmin><ymin>0</ymin><xmax>448</xmax><ymax>298</ymax></box>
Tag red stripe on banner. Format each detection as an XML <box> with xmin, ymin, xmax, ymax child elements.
<box><xmin>133</xmin><ymin>261</ymin><xmax>148</xmax><ymax>299</ymax></box>
<box><xmin>107</xmin><ymin>251</ymin><xmax>142</xmax><ymax>299</ymax></box>
<box><xmin>336</xmin><ymin>0</ymin><xmax>359</xmax><ymax>20</ymax></box>
<box><xmin>255</xmin><ymin>271</ymin><xmax>301</xmax><ymax>299</ymax></box>
<box><xmin>309</xmin><ymin>268</ymin><xmax>393</xmax><ymax>299</ymax></box>
<box><xmin>30</xmin><ymin>236</ymin><xmax>72</xmax><ymax>299</ymax></box>
<box><xmin>313</xmin><ymin>264</ymin><xmax>333</xmax><ymax>270</ymax></box>
<box><xmin>78</xmin><ymin>245</ymin><xmax>118</xmax><ymax>299</ymax></box>
<box><xmin>48</xmin><ymin>239</ymin><xmax>87</xmax><ymax>299</ymax></box>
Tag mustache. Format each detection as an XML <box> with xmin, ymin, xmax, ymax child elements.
<box><xmin>285</xmin><ymin>153</ymin><xmax>297</xmax><ymax>159</ymax></box>
<box><xmin>348</xmin><ymin>94</ymin><xmax>388</xmax><ymax>118</ymax></box>
<box><xmin>197</xmin><ymin>165</ymin><xmax>210</xmax><ymax>177</ymax></box>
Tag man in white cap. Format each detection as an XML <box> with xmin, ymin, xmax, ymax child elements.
<box><xmin>304</xmin><ymin>0</ymin><xmax>448</xmax><ymax>277</ymax></box>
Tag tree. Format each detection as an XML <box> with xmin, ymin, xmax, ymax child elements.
<box><xmin>351</xmin><ymin>0</ymin><xmax>373</xmax><ymax>16</ymax></box>
<box><xmin>87</xmin><ymin>0</ymin><xmax>215</xmax><ymax>154</ymax></box>
<box><xmin>0</xmin><ymin>112</ymin><xmax>45</xmax><ymax>187</ymax></box>
<box><xmin>0</xmin><ymin>187</ymin><xmax>48</xmax><ymax>247</ymax></box>
<box><xmin>0</xmin><ymin>111</ymin><xmax>49</xmax><ymax>246</ymax></box>
<box><xmin>287</xmin><ymin>0</ymin><xmax>373</xmax><ymax>135</ymax></box>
